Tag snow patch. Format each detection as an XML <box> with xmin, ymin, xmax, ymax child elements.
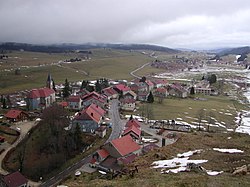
<box><xmin>213</xmin><ymin>148</ymin><xmax>244</xmax><ymax>153</ymax></box>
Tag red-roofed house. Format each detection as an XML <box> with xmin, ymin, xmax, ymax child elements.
<box><xmin>154</xmin><ymin>87</ymin><xmax>168</xmax><ymax>98</ymax></box>
<box><xmin>3</xmin><ymin>171</ymin><xmax>28</xmax><ymax>187</ymax></box>
<box><xmin>122</xmin><ymin>124</ymin><xmax>141</xmax><ymax>140</ymax></box>
<box><xmin>73</xmin><ymin>104</ymin><xmax>105</xmax><ymax>133</ymax></box>
<box><xmin>95</xmin><ymin>125</ymin><xmax>107</xmax><ymax>138</ymax></box>
<box><xmin>120</xmin><ymin>98</ymin><xmax>136</xmax><ymax>111</ymax></box>
<box><xmin>167</xmin><ymin>84</ymin><xmax>188</xmax><ymax>98</ymax></box>
<box><xmin>125</xmin><ymin>119</ymin><xmax>141</xmax><ymax>129</ymax></box>
<box><xmin>103</xmin><ymin>135</ymin><xmax>141</xmax><ymax>158</ymax></box>
<box><xmin>152</xmin><ymin>79</ymin><xmax>168</xmax><ymax>88</ymax></box>
<box><xmin>101</xmin><ymin>87</ymin><xmax>118</xmax><ymax>100</ymax></box>
<box><xmin>5</xmin><ymin>109</ymin><xmax>29</xmax><ymax>122</ymax></box>
<box><xmin>117</xmin><ymin>153</ymin><xmax>137</xmax><ymax>165</ymax></box>
<box><xmin>67</xmin><ymin>95</ymin><xmax>82</xmax><ymax>110</ymax></box>
<box><xmin>81</xmin><ymin>92</ymin><xmax>106</xmax><ymax>109</ymax></box>
<box><xmin>26</xmin><ymin>87</ymin><xmax>55</xmax><ymax>110</ymax></box>
<box><xmin>95</xmin><ymin>148</ymin><xmax>110</xmax><ymax>162</ymax></box>
<box><xmin>113</xmin><ymin>84</ymin><xmax>131</xmax><ymax>95</ymax></box>
<box><xmin>137</xmin><ymin>91</ymin><xmax>149</xmax><ymax>101</ymax></box>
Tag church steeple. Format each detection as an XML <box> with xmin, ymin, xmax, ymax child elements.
<box><xmin>46</xmin><ymin>73</ymin><xmax>53</xmax><ymax>89</ymax></box>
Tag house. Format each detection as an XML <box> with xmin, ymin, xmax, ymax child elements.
<box><xmin>26</xmin><ymin>87</ymin><xmax>55</xmax><ymax>110</ymax></box>
<box><xmin>122</xmin><ymin>124</ymin><xmax>141</xmax><ymax>140</ymax></box>
<box><xmin>167</xmin><ymin>84</ymin><xmax>188</xmax><ymax>98</ymax></box>
<box><xmin>103</xmin><ymin>135</ymin><xmax>141</xmax><ymax>158</ymax></box>
<box><xmin>123</xmin><ymin>90</ymin><xmax>137</xmax><ymax>100</ymax></box>
<box><xmin>3</xmin><ymin>171</ymin><xmax>28</xmax><ymax>187</ymax></box>
<box><xmin>194</xmin><ymin>87</ymin><xmax>212</xmax><ymax>95</ymax></box>
<box><xmin>137</xmin><ymin>91</ymin><xmax>149</xmax><ymax>101</ymax></box>
<box><xmin>133</xmin><ymin>79</ymin><xmax>154</xmax><ymax>92</ymax></box>
<box><xmin>113</xmin><ymin>84</ymin><xmax>131</xmax><ymax>95</ymax></box>
<box><xmin>95</xmin><ymin>125</ymin><xmax>107</xmax><ymax>138</ymax></box>
<box><xmin>120</xmin><ymin>98</ymin><xmax>136</xmax><ymax>111</ymax></box>
<box><xmin>145</xmin><ymin>80</ymin><xmax>154</xmax><ymax>91</ymax></box>
<box><xmin>81</xmin><ymin>92</ymin><xmax>106</xmax><ymax>109</ymax></box>
<box><xmin>125</xmin><ymin>119</ymin><xmax>141</xmax><ymax>129</ymax></box>
<box><xmin>94</xmin><ymin>148</ymin><xmax>110</xmax><ymax>163</ymax></box>
<box><xmin>154</xmin><ymin>87</ymin><xmax>168</xmax><ymax>98</ymax></box>
<box><xmin>5</xmin><ymin>109</ymin><xmax>29</xmax><ymax>123</ymax></box>
<box><xmin>73</xmin><ymin>103</ymin><xmax>105</xmax><ymax>133</ymax></box>
<box><xmin>117</xmin><ymin>153</ymin><xmax>137</xmax><ymax>165</ymax></box>
<box><xmin>101</xmin><ymin>87</ymin><xmax>118</xmax><ymax>100</ymax></box>
<box><xmin>152</xmin><ymin>79</ymin><xmax>168</xmax><ymax>88</ymax></box>
<box><xmin>77</xmin><ymin>88</ymin><xmax>90</xmax><ymax>97</ymax></box>
<box><xmin>67</xmin><ymin>95</ymin><xmax>82</xmax><ymax>110</ymax></box>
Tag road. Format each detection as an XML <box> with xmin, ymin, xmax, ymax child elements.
<box><xmin>106</xmin><ymin>99</ymin><xmax>126</xmax><ymax>142</ymax></box>
<box><xmin>42</xmin><ymin>99</ymin><xmax>124</xmax><ymax>186</ymax></box>
<box><xmin>130</xmin><ymin>62</ymin><xmax>150</xmax><ymax>79</ymax></box>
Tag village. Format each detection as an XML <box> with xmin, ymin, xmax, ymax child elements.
<box><xmin>0</xmin><ymin>53</ymin><xmax>250</xmax><ymax>187</ymax></box>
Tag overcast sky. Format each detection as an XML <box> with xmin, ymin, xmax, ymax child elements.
<box><xmin>1</xmin><ymin>0</ymin><xmax>250</xmax><ymax>49</ymax></box>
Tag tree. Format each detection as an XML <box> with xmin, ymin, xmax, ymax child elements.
<box><xmin>190</xmin><ymin>86</ymin><xmax>195</xmax><ymax>95</ymax></box>
<box><xmin>197</xmin><ymin>109</ymin><xmax>205</xmax><ymax>131</ymax></box>
<box><xmin>147</xmin><ymin>91</ymin><xmax>154</xmax><ymax>103</ymax></box>
<box><xmin>95</xmin><ymin>80</ymin><xmax>102</xmax><ymax>93</ymax></box>
<box><xmin>74</xmin><ymin>123</ymin><xmax>83</xmax><ymax>150</ymax></box>
<box><xmin>62</xmin><ymin>79</ymin><xmax>70</xmax><ymax>98</ymax></box>
<box><xmin>140</xmin><ymin>76</ymin><xmax>146</xmax><ymax>82</ymax></box>
<box><xmin>52</xmin><ymin>79</ymin><xmax>56</xmax><ymax>92</ymax></box>
<box><xmin>81</xmin><ymin>80</ymin><xmax>88</xmax><ymax>89</ymax></box>
<box><xmin>208</xmin><ymin>74</ymin><xmax>217</xmax><ymax>84</ymax></box>
<box><xmin>2</xmin><ymin>98</ymin><xmax>7</xmax><ymax>109</ymax></box>
<box><xmin>129</xmin><ymin>115</ymin><xmax>133</xmax><ymax>120</ymax></box>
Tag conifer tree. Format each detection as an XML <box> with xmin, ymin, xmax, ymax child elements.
<box><xmin>63</xmin><ymin>78</ymin><xmax>70</xmax><ymax>98</ymax></box>
<box><xmin>147</xmin><ymin>91</ymin><xmax>154</xmax><ymax>103</ymax></box>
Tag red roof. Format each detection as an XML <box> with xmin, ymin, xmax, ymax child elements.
<box><xmin>58</xmin><ymin>101</ymin><xmax>68</xmax><ymax>107</ymax></box>
<box><xmin>125</xmin><ymin>119</ymin><xmax>141</xmax><ymax>129</ymax></box>
<box><xmin>111</xmin><ymin>135</ymin><xmax>141</xmax><ymax>157</ymax></box>
<box><xmin>102</xmin><ymin>87</ymin><xmax>118</xmax><ymax>96</ymax></box>
<box><xmin>3</xmin><ymin>171</ymin><xmax>28</xmax><ymax>187</ymax></box>
<box><xmin>89</xmin><ymin>103</ymin><xmax>106</xmax><ymax>116</ymax></box>
<box><xmin>74</xmin><ymin>105</ymin><xmax>103</xmax><ymax>123</ymax></box>
<box><xmin>145</xmin><ymin>80</ymin><xmax>154</xmax><ymax>87</ymax></box>
<box><xmin>123</xmin><ymin>124</ymin><xmax>141</xmax><ymax>137</ymax></box>
<box><xmin>156</xmin><ymin>87</ymin><xmax>167</xmax><ymax>93</ymax></box>
<box><xmin>97</xmin><ymin>148</ymin><xmax>109</xmax><ymax>159</ymax></box>
<box><xmin>153</xmin><ymin>79</ymin><xmax>168</xmax><ymax>85</ymax></box>
<box><xmin>5</xmin><ymin>109</ymin><xmax>25</xmax><ymax>119</ymax></box>
<box><xmin>67</xmin><ymin>95</ymin><xmax>81</xmax><ymax>102</ymax></box>
<box><xmin>27</xmin><ymin>88</ymin><xmax>55</xmax><ymax>99</ymax></box>
<box><xmin>117</xmin><ymin>153</ymin><xmax>137</xmax><ymax>165</ymax></box>
<box><xmin>114</xmin><ymin>84</ymin><xmax>131</xmax><ymax>92</ymax></box>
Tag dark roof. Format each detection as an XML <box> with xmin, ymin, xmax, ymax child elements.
<box><xmin>3</xmin><ymin>171</ymin><xmax>28</xmax><ymax>187</ymax></box>
<box><xmin>117</xmin><ymin>153</ymin><xmax>137</xmax><ymax>165</ymax></box>
<box><xmin>99</xmin><ymin>156</ymin><xmax>121</xmax><ymax>171</ymax></box>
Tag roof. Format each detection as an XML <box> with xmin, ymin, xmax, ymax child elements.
<box><xmin>156</xmin><ymin>87</ymin><xmax>167</xmax><ymax>93</ymax></box>
<box><xmin>74</xmin><ymin>105</ymin><xmax>102</xmax><ymax>123</ymax></box>
<box><xmin>89</xmin><ymin>103</ymin><xmax>106</xmax><ymax>116</ymax></box>
<box><xmin>67</xmin><ymin>95</ymin><xmax>81</xmax><ymax>102</ymax></box>
<box><xmin>97</xmin><ymin>148</ymin><xmax>110</xmax><ymax>159</ymax></box>
<box><xmin>95</xmin><ymin>125</ymin><xmax>107</xmax><ymax>132</ymax></box>
<box><xmin>145</xmin><ymin>80</ymin><xmax>154</xmax><ymax>87</ymax></box>
<box><xmin>111</xmin><ymin>135</ymin><xmax>141</xmax><ymax>157</ymax></box>
<box><xmin>27</xmin><ymin>87</ymin><xmax>55</xmax><ymax>99</ymax></box>
<box><xmin>3</xmin><ymin>171</ymin><xmax>28</xmax><ymax>187</ymax></box>
<box><xmin>125</xmin><ymin>119</ymin><xmax>141</xmax><ymax>128</ymax></box>
<box><xmin>58</xmin><ymin>101</ymin><xmax>68</xmax><ymax>107</ymax></box>
<box><xmin>102</xmin><ymin>87</ymin><xmax>118</xmax><ymax>96</ymax></box>
<box><xmin>117</xmin><ymin>153</ymin><xmax>137</xmax><ymax>165</ymax></box>
<box><xmin>5</xmin><ymin>109</ymin><xmax>26</xmax><ymax>119</ymax></box>
<box><xmin>124</xmin><ymin>90</ymin><xmax>137</xmax><ymax>98</ymax></box>
<box><xmin>114</xmin><ymin>84</ymin><xmax>131</xmax><ymax>92</ymax></box>
<box><xmin>81</xmin><ymin>92</ymin><xmax>106</xmax><ymax>104</ymax></box>
<box><xmin>152</xmin><ymin>79</ymin><xmax>168</xmax><ymax>85</ymax></box>
<box><xmin>123</xmin><ymin>124</ymin><xmax>141</xmax><ymax>137</ymax></box>
<box><xmin>120</xmin><ymin>98</ymin><xmax>136</xmax><ymax>104</ymax></box>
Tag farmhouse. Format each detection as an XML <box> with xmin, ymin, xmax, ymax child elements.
<box><xmin>120</xmin><ymin>98</ymin><xmax>136</xmax><ymax>111</ymax></box>
<box><xmin>5</xmin><ymin>109</ymin><xmax>29</xmax><ymax>123</ymax></box>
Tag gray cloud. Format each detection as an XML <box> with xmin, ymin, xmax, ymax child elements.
<box><xmin>1</xmin><ymin>0</ymin><xmax>250</xmax><ymax>49</ymax></box>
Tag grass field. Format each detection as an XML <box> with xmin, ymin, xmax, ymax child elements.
<box><xmin>0</xmin><ymin>49</ymin><xmax>154</xmax><ymax>94</ymax></box>
<box><xmin>63</xmin><ymin>132</ymin><xmax>250</xmax><ymax>187</ymax></box>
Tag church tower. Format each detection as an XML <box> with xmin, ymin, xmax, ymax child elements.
<box><xmin>46</xmin><ymin>73</ymin><xmax>53</xmax><ymax>89</ymax></box>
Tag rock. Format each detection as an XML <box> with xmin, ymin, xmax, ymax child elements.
<box><xmin>233</xmin><ymin>165</ymin><xmax>248</xmax><ymax>175</ymax></box>
<box><xmin>186</xmin><ymin>162</ymin><xmax>206</xmax><ymax>173</ymax></box>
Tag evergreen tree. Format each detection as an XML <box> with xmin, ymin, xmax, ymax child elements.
<box><xmin>63</xmin><ymin>78</ymin><xmax>70</xmax><ymax>98</ymax></box>
<box><xmin>95</xmin><ymin>80</ymin><xmax>102</xmax><ymax>93</ymax></box>
<box><xmin>81</xmin><ymin>80</ymin><xmax>88</xmax><ymax>89</ymax></box>
<box><xmin>52</xmin><ymin>79</ymin><xmax>56</xmax><ymax>92</ymax></box>
<box><xmin>2</xmin><ymin>98</ymin><xmax>7</xmax><ymax>109</ymax></box>
<box><xmin>147</xmin><ymin>91</ymin><xmax>154</xmax><ymax>103</ymax></box>
<box><xmin>208</xmin><ymin>74</ymin><xmax>217</xmax><ymax>84</ymax></box>
<box><xmin>129</xmin><ymin>115</ymin><xmax>133</xmax><ymax>120</ymax></box>
<box><xmin>190</xmin><ymin>86</ymin><xmax>195</xmax><ymax>95</ymax></box>
<box><xmin>74</xmin><ymin>123</ymin><xmax>83</xmax><ymax>150</ymax></box>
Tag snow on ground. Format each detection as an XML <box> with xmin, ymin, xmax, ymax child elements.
<box><xmin>177</xmin><ymin>150</ymin><xmax>202</xmax><ymax>158</ymax></box>
<box><xmin>225</xmin><ymin>113</ymin><xmax>233</xmax><ymax>116</ymax></box>
<box><xmin>142</xmin><ymin>137</ymin><xmax>158</xmax><ymax>143</ymax></box>
<box><xmin>206</xmin><ymin>171</ymin><xmax>223</xmax><ymax>176</ymax></box>
<box><xmin>176</xmin><ymin>118</ymin><xmax>183</xmax><ymax>121</ymax></box>
<box><xmin>213</xmin><ymin>148</ymin><xmax>244</xmax><ymax>153</ymax></box>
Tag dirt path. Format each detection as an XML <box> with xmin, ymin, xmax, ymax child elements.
<box><xmin>0</xmin><ymin>121</ymin><xmax>41</xmax><ymax>187</ymax></box>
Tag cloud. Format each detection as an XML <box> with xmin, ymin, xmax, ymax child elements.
<box><xmin>1</xmin><ymin>0</ymin><xmax>250</xmax><ymax>49</ymax></box>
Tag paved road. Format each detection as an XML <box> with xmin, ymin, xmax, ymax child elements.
<box><xmin>42</xmin><ymin>99</ymin><xmax>124</xmax><ymax>186</ymax></box>
<box><xmin>106</xmin><ymin>99</ymin><xmax>126</xmax><ymax>142</ymax></box>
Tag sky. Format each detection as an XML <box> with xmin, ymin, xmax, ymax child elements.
<box><xmin>1</xmin><ymin>0</ymin><xmax>250</xmax><ymax>49</ymax></box>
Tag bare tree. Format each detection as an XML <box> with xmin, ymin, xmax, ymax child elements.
<box><xmin>197</xmin><ymin>109</ymin><xmax>205</xmax><ymax>131</ymax></box>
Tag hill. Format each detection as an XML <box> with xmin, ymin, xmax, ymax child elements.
<box><xmin>0</xmin><ymin>42</ymin><xmax>179</xmax><ymax>53</ymax></box>
<box><xmin>218</xmin><ymin>46</ymin><xmax>250</xmax><ymax>56</ymax></box>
